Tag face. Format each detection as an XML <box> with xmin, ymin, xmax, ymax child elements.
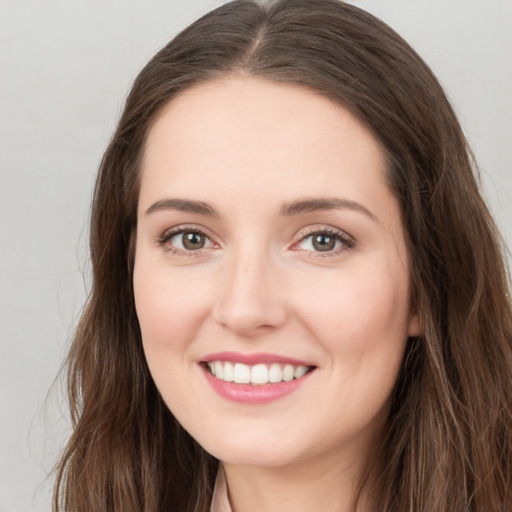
<box><xmin>133</xmin><ymin>77</ymin><xmax>419</xmax><ymax>472</ymax></box>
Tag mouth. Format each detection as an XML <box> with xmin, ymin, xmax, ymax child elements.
<box><xmin>202</xmin><ymin>361</ymin><xmax>315</xmax><ymax>385</ymax></box>
<box><xmin>199</xmin><ymin>352</ymin><xmax>317</xmax><ymax>403</ymax></box>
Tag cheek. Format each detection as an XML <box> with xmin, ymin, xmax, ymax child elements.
<box><xmin>291</xmin><ymin>266</ymin><xmax>410</xmax><ymax>428</ymax></box>
<box><xmin>133</xmin><ymin>260</ymin><xmax>212</xmax><ymax>367</ymax></box>
<box><xmin>296</xmin><ymin>273</ymin><xmax>409</xmax><ymax>335</ymax></box>
<box><xmin>293</xmin><ymin>263</ymin><xmax>411</xmax><ymax>365</ymax></box>
<box><xmin>132</xmin><ymin>261</ymin><xmax>217</xmax><ymax>423</ymax></box>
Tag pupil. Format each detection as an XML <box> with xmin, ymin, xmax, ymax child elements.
<box><xmin>313</xmin><ymin>234</ymin><xmax>335</xmax><ymax>251</ymax></box>
<box><xmin>183</xmin><ymin>232</ymin><xmax>205</xmax><ymax>250</ymax></box>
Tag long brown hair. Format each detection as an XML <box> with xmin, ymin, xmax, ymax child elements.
<box><xmin>53</xmin><ymin>1</ymin><xmax>512</xmax><ymax>510</ymax></box>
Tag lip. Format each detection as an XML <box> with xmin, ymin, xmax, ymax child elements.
<box><xmin>199</xmin><ymin>352</ymin><xmax>316</xmax><ymax>404</ymax></box>
<box><xmin>201</xmin><ymin>351</ymin><xmax>313</xmax><ymax>366</ymax></box>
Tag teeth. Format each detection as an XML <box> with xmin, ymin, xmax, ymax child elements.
<box><xmin>206</xmin><ymin>361</ymin><xmax>311</xmax><ymax>385</ymax></box>
<box><xmin>233</xmin><ymin>363</ymin><xmax>251</xmax><ymax>384</ymax></box>
<box><xmin>214</xmin><ymin>361</ymin><xmax>224</xmax><ymax>380</ymax></box>
<box><xmin>251</xmin><ymin>364</ymin><xmax>268</xmax><ymax>384</ymax></box>
<box><xmin>294</xmin><ymin>365</ymin><xmax>308</xmax><ymax>378</ymax></box>
<box><xmin>223</xmin><ymin>361</ymin><xmax>234</xmax><ymax>382</ymax></box>
<box><xmin>268</xmin><ymin>363</ymin><xmax>282</xmax><ymax>383</ymax></box>
<box><xmin>282</xmin><ymin>364</ymin><xmax>295</xmax><ymax>382</ymax></box>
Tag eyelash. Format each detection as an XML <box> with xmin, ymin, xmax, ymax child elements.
<box><xmin>157</xmin><ymin>225</ymin><xmax>214</xmax><ymax>255</ymax></box>
<box><xmin>157</xmin><ymin>225</ymin><xmax>355</xmax><ymax>257</ymax></box>
<box><xmin>293</xmin><ymin>226</ymin><xmax>356</xmax><ymax>257</ymax></box>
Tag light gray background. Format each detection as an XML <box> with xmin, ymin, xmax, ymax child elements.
<box><xmin>1</xmin><ymin>1</ymin><xmax>511</xmax><ymax>510</ymax></box>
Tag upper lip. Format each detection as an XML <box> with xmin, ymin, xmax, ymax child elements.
<box><xmin>200</xmin><ymin>351</ymin><xmax>315</xmax><ymax>366</ymax></box>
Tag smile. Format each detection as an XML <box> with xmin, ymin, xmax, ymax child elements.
<box><xmin>206</xmin><ymin>361</ymin><xmax>311</xmax><ymax>385</ymax></box>
<box><xmin>200</xmin><ymin>353</ymin><xmax>316</xmax><ymax>404</ymax></box>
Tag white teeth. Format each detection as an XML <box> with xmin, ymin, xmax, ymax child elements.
<box><xmin>206</xmin><ymin>361</ymin><xmax>312</xmax><ymax>385</ymax></box>
<box><xmin>214</xmin><ymin>361</ymin><xmax>224</xmax><ymax>380</ymax></box>
<box><xmin>294</xmin><ymin>365</ymin><xmax>308</xmax><ymax>378</ymax></box>
<box><xmin>233</xmin><ymin>363</ymin><xmax>251</xmax><ymax>384</ymax></box>
<box><xmin>251</xmin><ymin>364</ymin><xmax>269</xmax><ymax>384</ymax></box>
<box><xmin>282</xmin><ymin>364</ymin><xmax>294</xmax><ymax>382</ymax></box>
<box><xmin>223</xmin><ymin>361</ymin><xmax>234</xmax><ymax>382</ymax></box>
<box><xmin>268</xmin><ymin>363</ymin><xmax>282</xmax><ymax>383</ymax></box>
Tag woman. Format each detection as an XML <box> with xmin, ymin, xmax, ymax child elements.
<box><xmin>53</xmin><ymin>0</ymin><xmax>512</xmax><ymax>511</ymax></box>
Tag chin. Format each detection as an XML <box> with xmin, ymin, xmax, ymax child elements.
<box><xmin>192</xmin><ymin>428</ymin><xmax>302</xmax><ymax>469</ymax></box>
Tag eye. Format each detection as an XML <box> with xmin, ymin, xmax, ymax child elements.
<box><xmin>158</xmin><ymin>227</ymin><xmax>215</xmax><ymax>253</ymax></box>
<box><xmin>175</xmin><ymin>231</ymin><xmax>207</xmax><ymax>250</ymax></box>
<box><xmin>294</xmin><ymin>228</ymin><xmax>355</xmax><ymax>255</ymax></box>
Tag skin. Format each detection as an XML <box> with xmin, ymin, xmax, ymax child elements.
<box><xmin>133</xmin><ymin>76</ymin><xmax>420</xmax><ymax>512</ymax></box>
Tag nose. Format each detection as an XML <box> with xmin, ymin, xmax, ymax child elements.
<box><xmin>213</xmin><ymin>250</ymin><xmax>288</xmax><ymax>337</ymax></box>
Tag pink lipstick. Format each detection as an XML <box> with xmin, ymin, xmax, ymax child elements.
<box><xmin>200</xmin><ymin>352</ymin><xmax>316</xmax><ymax>404</ymax></box>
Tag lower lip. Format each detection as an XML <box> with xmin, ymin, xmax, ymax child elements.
<box><xmin>201</xmin><ymin>365</ymin><xmax>313</xmax><ymax>404</ymax></box>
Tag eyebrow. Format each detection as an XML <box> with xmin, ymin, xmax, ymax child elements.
<box><xmin>280</xmin><ymin>197</ymin><xmax>377</xmax><ymax>221</ymax></box>
<box><xmin>145</xmin><ymin>198</ymin><xmax>220</xmax><ymax>217</ymax></box>
<box><xmin>144</xmin><ymin>196</ymin><xmax>376</xmax><ymax>222</ymax></box>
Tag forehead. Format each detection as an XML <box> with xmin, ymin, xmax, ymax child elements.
<box><xmin>139</xmin><ymin>76</ymin><xmax>391</xmax><ymax>214</ymax></box>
